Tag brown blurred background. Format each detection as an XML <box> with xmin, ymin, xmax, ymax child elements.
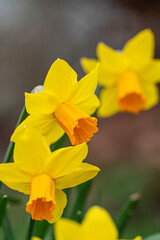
<box><xmin>1</xmin><ymin>0</ymin><xmax>160</xmax><ymax>238</ymax></box>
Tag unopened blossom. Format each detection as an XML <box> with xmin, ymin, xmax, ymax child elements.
<box><xmin>0</xmin><ymin>128</ymin><xmax>99</xmax><ymax>222</ymax></box>
<box><xmin>81</xmin><ymin>29</ymin><xmax>160</xmax><ymax>117</ymax></box>
<box><xmin>12</xmin><ymin>59</ymin><xmax>100</xmax><ymax>145</ymax></box>
<box><xmin>55</xmin><ymin>206</ymin><xmax>142</xmax><ymax>240</ymax></box>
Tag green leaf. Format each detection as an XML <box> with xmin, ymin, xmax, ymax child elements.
<box><xmin>144</xmin><ymin>233</ymin><xmax>160</xmax><ymax>240</ymax></box>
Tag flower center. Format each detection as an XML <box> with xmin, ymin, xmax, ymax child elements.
<box><xmin>54</xmin><ymin>101</ymin><xmax>98</xmax><ymax>145</ymax></box>
<box><xmin>26</xmin><ymin>174</ymin><xmax>56</xmax><ymax>221</ymax></box>
<box><xmin>117</xmin><ymin>71</ymin><xmax>146</xmax><ymax>113</ymax></box>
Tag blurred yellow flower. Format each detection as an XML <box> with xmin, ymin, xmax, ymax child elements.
<box><xmin>55</xmin><ymin>206</ymin><xmax>141</xmax><ymax>240</ymax></box>
<box><xmin>0</xmin><ymin>128</ymin><xmax>99</xmax><ymax>222</ymax></box>
<box><xmin>81</xmin><ymin>29</ymin><xmax>160</xmax><ymax>117</ymax></box>
<box><xmin>31</xmin><ymin>237</ymin><xmax>42</xmax><ymax>240</ymax></box>
<box><xmin>12</xmin><ymin>59</ymin><xmax>100</xmax><ymax>145</ymax></box>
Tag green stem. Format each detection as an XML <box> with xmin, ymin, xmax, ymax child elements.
<box><xmin>3</xmin><ymin>105</ymin><xmax>27</xmax><ymax>164</ymax></box>
<box><xmin>69</xmin><ymin>180</ymin><xmax>93</xmax><ymax>222</ymax></box>
<box><xmin>3</xmin><ymin>214</ymin><xmax>15</xmax><ymax>240</ymax></box>
<box><xmin>44</xmin><ymin>224</ymin><xmax>54</xmax><ymax>240</ymax></box>
<box><xmin>0</xmin><ymin>106</ymin><xmax>27</xmax><ymax>188</ymax></box>
<box><xmin>32</xmin><ymin>220</ymin><xmax>50</xmax><ymax>239</ymax></box>
<box><xmin>0</xmin><ymin>195</ymin><xmax>8</xmax><ymax>227</ymax></box>
<box><xmin>26</xmin><ymin>217</ymin><xmax>35</xmax><ymax>240</ymax></box>
<box><xmin>116</xmin><ymin>192</ymin><xmax>141</xmax><ymax>237</ymax></box>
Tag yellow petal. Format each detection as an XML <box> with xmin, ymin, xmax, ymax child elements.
<box><xmin>55</xmin><ymin>218</ymin><xmax>81</xmax><ymax>240</ymax></box>
<box><xmin>45</xmin><ymin>144</ymin><xmax>88</xmax><ymax>179</ymax></box>
<box><xmin>77</xmin><ymin>95</ymin><xmax>100</xmax><ymax>115</ymax></box>
<box><xmin>97</xmin><ymin>87</ymin><xmax>119</xmax><ymax>117</ymax></box>
<box><xmin>82</xmin><ymin>206</ymin><xmax>118</xmax><ymax>240</ymax></box>
<box><xmin>71</xmin><ymin>64</ymin><xmax>99</xmax><ymax>104</ymax></box>
<box><xmin>140</xmin><ymin>83</ymin><xmax>159</xmax><ymax>110</ymax></box>
<box><xmin>43</xmin><ymin>59</ymin><xmax>77</xmax><ymax>101</ymax></box>
<box><xmin>0</xmin><ymin>163</ymin><xmax>31</xmax><ymax>194</ymax></box>
<box><xmin>141</xmin><ymin>60</ymin><xmax>160</xmax><ymax>83</ymax></box>
<box><xmin>49</xmin><ymin>189</ymin><xmax>67</xmax><ymax>223</ymax></box>
<box><xmin>70</xmin><ymin>64</ymin><xmax>100</xmax><ymax>115</ymax></box>
<box><xmin>98</xmin><ymin>62</ymin><xmax>118</xmax><ymax>87</ymax></box>
<box><xmin>123</xmin><ymin>29</ymin><xmax>154</xmax><ymax>70</ymax></box>
<box><xmin>25</xmin><ymin>91</ymin><xmax>58</xmax><ymax>115</ymax></box>
<box><xmin>80</xmin><ymin>58</ymin><xmax>98</xmax><ymax>73</ymax></box>
<box><xmin>12</xmin><ymin>127</ymin><xmax>51</xmax><ymax>175</ymax></box>
<box><xmin>55</xmin><ymin>163</ymin><xmax>100</xmax><ymax>189</ymax></box>
<box><xmin>44</xmin><ymin>117</ymin><xmax>65</xmax><ymax>146</ymax></box>
<box><xmin>11</xmin><ymin>114</ymin><xmax>65</xmax><ymax>146</ymax></box>
<box><xmin>97</xmin><ymin>42</ymin><xmax>128</xmax><ymax>73</ymax></box>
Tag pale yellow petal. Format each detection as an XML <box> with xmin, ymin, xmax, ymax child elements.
<box><xmin>141</xmin><ymin>83</ymin><xmax>159</xmax><ymax>109</ymax></box>
<box><xmin>123</xmin><ymin>29</ymin><xmax>154</xmax><ymax>70</ymax></box>
<box><xmin>76</xmin><ymin>95</ymin><xmax>100</xmax><ymax>115</ymax></box>
<box><xmin>0</xmin><ymin>163</ymin><xmax>31</xmax><ymax>194</ymax></box>
<box><xmin>55</xmin><ymin>163</ymin><xmax>100</xmax><ymax>189</ymax></box>
<box><xmin>80</xmin><ymin>57</ymin><xmax>98</xmax><ymax>73</ymax></box>
<box><xmin>12</xmin><ymin>127</ymin><xmax>51</xmax><ymax>175</ymax></box>
<box><xmin>97</xmin><ymin>87</ymin><xmax>119</xmax><ymax>117</ymax></box>
<box><xmin>49</xmin><ymin>189</ymin><xmax>67</xmax><ymax>223</ymax></box>
<box><xmin>140</xmin><ymin>60</ymin><xmax>160</xmax><ymax>83</ymax></box>
<box><xmin>25</xmin><ymin>91</ymin><xmax>58</xmax><ymax>115</ymax></box>
<box><xmin>55</xmin><ymin>218</ymin><xmax>82</xmax><ymax>240</ymax></box>
<box><xmin>43</xmin><ymin>59</ymin><xmax>77</xmax><ymax>101</ymax></box>
<box><xmin>97</xmin><ymin>42</ymin><xmax>128</xmax><ymax>73</ymax></box>
<box><xmin>45</xmin><ymin>144</ymin><xmax>88</xmax><ymax>179</ymax></box>
<box><xmin>82</xmin><ymin>206</ymin><xmax>118</xmax><ymax>240</ymax></box>
<box><xmin>71</xmin><ymin>64</ymin><xmax>99</xmax><ymax>103</ymax></box>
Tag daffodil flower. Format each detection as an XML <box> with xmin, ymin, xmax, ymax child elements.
<box><xmin>81</xmin><ymin>29</ymin><xmax>160</xmax><ymax>117</ymax></box>
<box><xmin>55</xmin><ymin>206</ymin><xmax>142</xmax><ymax>240</ymax></box>
<box><xmin>0</xmin><ymin>128</ymin><xmax>99</xmax><ymax>222</ymax></box>
<box><xmin>12</xmin><ymin>59</ymin><xmax>100</xmax><ymax>145</ymax></box>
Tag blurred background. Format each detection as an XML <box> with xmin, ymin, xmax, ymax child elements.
<box><xmin>1</xmin><ymin>0</ymin><xmax>160</xmax><ymax>239</ymax></box>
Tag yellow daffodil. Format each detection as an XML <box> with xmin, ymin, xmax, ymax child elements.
<box><xmin>0</xmin><ymin>128</ymin><xmax>99</xmax><ymax>222</ymax></box>
<box><xmin>81</xmin><ymin>29</ymin><xmax>160</xmax><ymax>117</ymax></box>
<box><xmin>55</xmin><ymin>206</ymin><xmax>141</xmax><ymax>240</ymax></box>
<box><xmin>11</xmin><ymin>59</ymin><xmax>100</xmax><ymax>145</ymax></box>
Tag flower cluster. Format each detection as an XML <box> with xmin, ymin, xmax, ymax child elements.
<box><xmin>1</xmin><ymin>29</ymin><xmax>158</xmax><ymax>239</ymax></box>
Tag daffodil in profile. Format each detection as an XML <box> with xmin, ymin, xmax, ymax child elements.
<box><xmin>55</xmin><ymin>206</ymin><xmax>142</xmax><ymax>240</ymax></box>
<box><xmin>81</xmin><ymin>29</ymin><xmax>160</xmax><ymax>117</ymax></box>
<box><xmin>12</xmin><ymin>59</ymin><xmax>100</xmax><ymax>145</ymax></box>
<box><xmin>0</xmin><ymin>128</ymin><xmax>99</xmax><ymax>222</ymax></box>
